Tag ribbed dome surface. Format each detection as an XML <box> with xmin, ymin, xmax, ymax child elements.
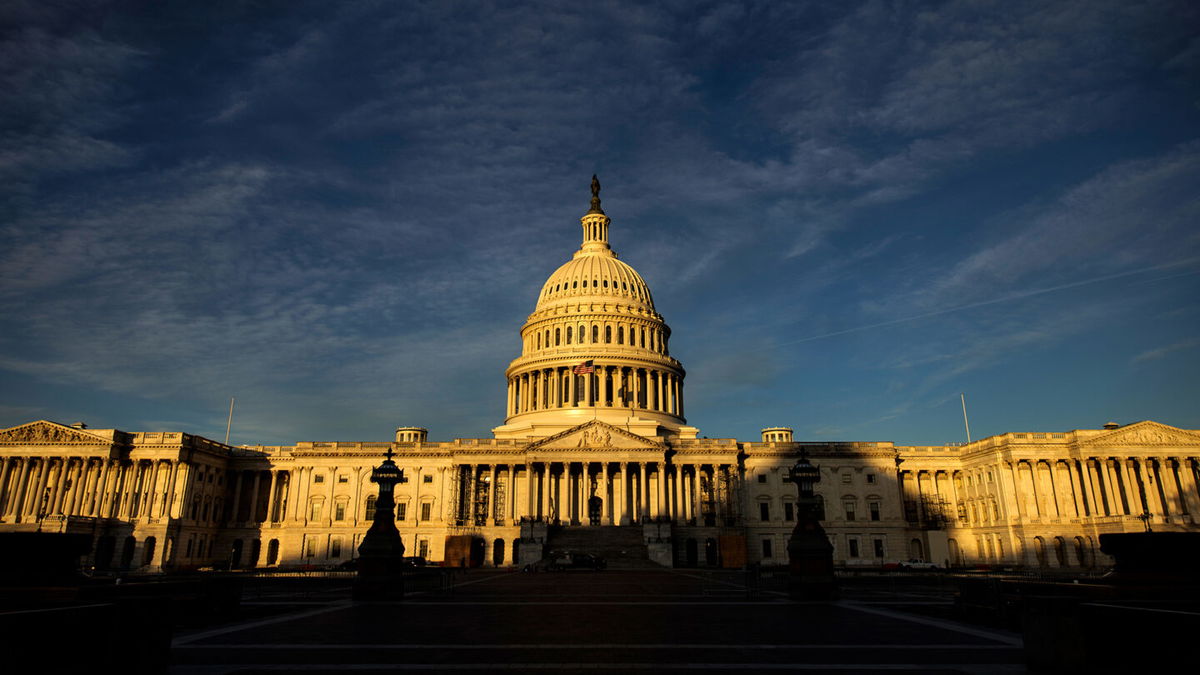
<box><xmin>535</xmin><ymin>252</ymin><xmax>655</xmax><ymax>311</ymax></box>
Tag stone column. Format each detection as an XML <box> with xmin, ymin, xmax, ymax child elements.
<box><xmin>49</xmin><ymin>459</ymin><xmax>69</xmax><ymax>515</ymax></box>
<box><xmin>568</xmin><ymin>371</ymin><xmax>577</xmax><ymax>407</ymax></box>
<box><xmin>0</xmin><ymin>457</ymin><xmax>15</xmax><ymax>518</ymax></box>
<box><xmin>631</xmin><ymin>369</ymin><xmax>640</xmax><ymax>409</ymax></box>
<box><xmin>9</xmin><ymin>459</ymin><xmax>31</xmax><ymax>519</ymax></box>
<box><xmin>1097</xmin><ymin>459</ymin><xmax>1118</xmax><ymax>514</ymax></box>
<box><xmin>1071</xmin><ymin>461</ymin><xmax>1093</xmax><ymax>517</ymax></box>
<box><xmin>1162</xmin><ymin>459</ymin><xmax>1186</xmax><ymax>516</ymax></box>
<box><xmin>89</xmin><ymin>460</ymin><xmax>108</xmax><ymax>517</ymax></box>
<box><xmin>676</xmin><ymin>465</ymin><xmax>687</xmax><ymax>522</ymax></box>
<box><xmin>599</xmin><ymin>463</ymin><xmax>610</xmax><ymax>525</ymax></box>
<box><xmin>541</xmin><ymin>464</ymin><xmax>551</xmax><ymax>520</ymax></box>
<box><xmin>657</xmin><ymin>462</ymin><xmax>667</xmax><ymax>519</ymax></box>
<box><xmin>0</xmin><ymin>458</ymin><xmax>12</xmax><ymax>518</ymax></box>
<box><xmin>677</xmin><ymin>377</ymin><xmax>684</xmax><ymax>419</ymax></box>
<box><xmin>488</xmin><ymin>465</ymin><xmax>498</xmax><ymax>525</ymax></box>
<box><xmin>229</xmin><ymin>471</ymin><xmax>245</xmax><ymax>524</ymax></box>
<box><xmin>1137</xmin><ymin>459</ymin><xmax>1163</xmax><ymax>517</ymax></box>
<box><xmin>1087</xmin><ymin>460</ymin><xmax>1108</xmax><ymax>516</ymax></box>
<box><xmin>526</xmin><ymin>462</ymin><xmax>535</xmax><ymax>519</ymax></box>
<box><xmin>30</xmin><ymin>458</ymin><xmax>52</xmax><ymax>519</ymax></box>
<box><xmin>65</xmin><ymin>459</ymin><xmax>85</xmax><ymax>516</ymax></box>
<box><xmin>247</xmin><ymin>470</ymin><xmax>264</xmax><ymax>524</ymax></box>
<box><xmin>558</xmin><ymin>464</ymin><xmax>569</xmax><ymax>524</ymax></box>
<box><xmin>1179</xmin><ymin>460</ymin><xmax>1200</xmax><ymax>517</ymax></box>
<box><xmin>1121</xmin><ymin>459</ymin><xmax>1143</xmax><ymax>514</ymax></box>
<box><xmin>265</xmin><ymin>470</ymin><xmax>280</xmax><ymax>523</ymax></box>
<box><xmin>639</xmin><ymin>462</ymin><xmax>649</xmax><ymax>521</ymax></box>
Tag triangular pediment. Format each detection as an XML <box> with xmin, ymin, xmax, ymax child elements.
<box><xmin>1089</xmin><ymin>420</ymin><xmax>1200</xmax><ymax>446</ymax></box>
<box><xmin>0</xmin><ymin>420</ymin><xmax>109</xmax><ymax>444</ymax></box>
<box><xmin>527</xmin><ymin>420</ymin><xmax>665</xmax><ymax>452</ymax></box>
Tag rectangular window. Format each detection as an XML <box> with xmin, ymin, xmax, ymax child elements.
<box><xmin>305</xmin><ymin>538</ymin><xmax>316</xmax><ymax>558</ymax></box>
<box><xmin>338</xmin><ymin>475</ymin><xmax>349</xmax><ymax>483</ymax></box>
<box><xmin>330</xmin><ymin>538</ymin><xmax>342</xmax><ymax>558</ymax></box>
<box><xmin>423</xmin><ymin>475</ymin><xmax>433</xmax><ymax>484</ymax></box>
<box><xmin>784</xmin><ymin>503</ymin><xmax>794</xmax><ymax>521</ymax></box>
<box><xmin>762</xmin><ymin>539</ymin><xmax>773</xmax><ymax>559</ymax></box>
<box><xmin>396</xmin><ymin>502</ymin><xmax>407</xmax><ymax>521</ymax></box>
<box><xmin>844</xmin><ymin>501</ymin><xmax>856</xmax><ymax>521</ymax></box>
<box><xmin>869</xmin><ymin>502</ymin><xmax>881</xmax><ymax>521</ymax></box>
<box><xmin>866</xmin><ymin>474</ymin><xmax>876</xmax><ymax>484</ymax></box>
<box><xmin>420</xmin><ymin>502</ymin><xmax>432</xmax><ymax>521</ymax></box>
<box><xmin>759</xmin><ymin>502</ymin><xmax>770</xmax><ymax>522</ymax></box>
<box><xmin>314</xmin><ymin>474</ymin><xmax>325</xmax><ymax>484</ymax></box>
<box><xmin>335</xmin><ymin>503</ymin><xmax>346</xmax><ymax>521</ymax></box>
<box><xmin>418</xmin><ymin>540</ymin><xmax>430</xmax><ymax>559</ymax></box>
<box><xmin>757</xmin><ymin>474</ymin><xmax>767</xmax><ymax>483</ymax></box>
<box><xmin>873</xmin><ymin>539</ymin><xmax>885</xmax><ymax>558</ymax></box>
<box><xmin>848</xmin><ymin>538</ymin><xmax>860</xmax><ymax>558</ymax></box>
<box><xmin>310</xmin><ymin>502</ymin><xmax>322</xmax><ymax>521</ymax></box>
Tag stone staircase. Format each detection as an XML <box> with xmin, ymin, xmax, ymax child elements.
<box><xmin>543</xmin><ymin>525</ymin><xmax>661</xmax><ymax>569</ymax></box>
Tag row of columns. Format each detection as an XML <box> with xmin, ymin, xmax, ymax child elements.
<box><xmin>1010</xmin><ymin>456</ymin><xmax>1200</xmax><ymax>521</ymax></box>
<box><xmin>223</xmin><ymin>468</ymin><xmax>290</xmax><ymax>526</ymax></box>
<box><xmin>507</xmin><ymin>366</ymin><xmax>683</xmax><ymax>417</ymax></box>
<box><xmin>904</xmin><ymin>456</ymin><xmax>1200</xmax><ymax>529</ymax></box>
<box><xmin>452</xmin><ymin>461</ymin><xmax>737</xmax><ymax>527</ymax></box>
<box><xmin>0</xmin><ymin>456</ymin><xmax>191</xmax><ymax>523</ymax></box>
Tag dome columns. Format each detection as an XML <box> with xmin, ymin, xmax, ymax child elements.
<box><xmin>505</xmin><ymin>363</ymin><xmax>684</xmax><ymax>418</ymax></box>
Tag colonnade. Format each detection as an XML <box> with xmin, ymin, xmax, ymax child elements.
<box><xmin>0</xmin><ymin>456</ymin><xmax>192</xmax><ymax>523</ymax></box>
<box><xmin>223</xmin><ymin>468</ymin><xmax>290</xmax><ymax>526</ymax></box>
<box><xmin>901</xmin><ymin>456</ymin><xmax>1200</xmax><ymax>528</ymax></box>
<box><xmin>507</xmin><ymin>365</ymin><xmax>683</xmax><ymax>417</ymax></box>
<box><xmin>450</xmin><ymin>460</ymin><xmax>737</xmax><ymax>527</ymax></box>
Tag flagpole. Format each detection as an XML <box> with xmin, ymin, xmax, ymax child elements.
<box><xmin>225</xmin><ymin>397</ymin><xmax>236</xmax><ymax>445</ymax></box>
<box><xmin>960</xmin><ymin>393</ymin><xmax>971</xmax><ymax>444</ymax></box>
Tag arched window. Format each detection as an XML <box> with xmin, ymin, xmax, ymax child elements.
<box><xmin>605</xmin><ymin>326</ymin><xmax>612</xmax><ymax>343</ymax></box>
<box><xmin>566</xmin><ymin>326</ymin><xmax>572</xmax><ymax>344</ymax></box>
<box><xmin>555</xmin><ymin>328</ymin><xmax>560</xmax><ymax>345</ymax></box>
<box><xmin>592</xmin><ymin>325</ymin><xmax>599</xmax><ymax>342</ymax></box>
<box><xmin>143</xmin><ymin>536</ymin><xmax>157</xmax><ymax>567</ymax></box>
<box><xmin>617</xmin><ymin>326</ymin><xmax>624</xmax><ymax>344</ymax></box>
<box><xmin>536</xmin><ymin>333</ymin><xmax>541</xmax><ymax>349</ymax></box>
<box><xmin>578</xmin><ymin>324</ymin><xmax>585</xmax><ymax>342</ymax></box>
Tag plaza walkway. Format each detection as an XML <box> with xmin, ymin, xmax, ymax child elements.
<box><xmin>170</xmin><ymin>569</ymin><xmax>1025</xmax><ymax>673</ymax></box>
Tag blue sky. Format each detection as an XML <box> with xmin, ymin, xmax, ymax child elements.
<box><xmin>2</xmin><ymin>1</ymin><xmax>1198</xmax><ymax>446</ymax></box>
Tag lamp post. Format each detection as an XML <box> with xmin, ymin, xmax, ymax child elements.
<box><xmin>785</xmin><ymin>450</ymin><xmax>834</xmax><ymax>600</ymax></box>
<box><xmin>353</xmin><ymin>447</ymin><xmax>406</xmax><ymax>600</ymax></box>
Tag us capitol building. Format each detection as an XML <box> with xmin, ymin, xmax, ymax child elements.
<box><xmin>2</xmin><ymin>179</ymin><xmax>1198</xmax><ymax>573</ymax></box>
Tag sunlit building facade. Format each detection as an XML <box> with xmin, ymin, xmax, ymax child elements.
<box><xmin>2</xmin><ymin>182</ymin><xmax>1198</xmax><ymax>572</ymax></box>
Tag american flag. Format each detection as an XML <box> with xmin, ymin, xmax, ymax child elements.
<box><xmin>572</xmin><ymin>360</ymin><xmax>595</xmax><ymax>374</ymax></box>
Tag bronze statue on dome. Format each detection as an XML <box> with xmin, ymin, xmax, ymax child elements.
<box><xmin>589</xmin><ymin>174</ymin><xmax>604</xmax><ymax>214</ymax></box>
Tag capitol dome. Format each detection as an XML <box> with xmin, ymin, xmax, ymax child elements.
<box><xmin>492</xmin><ymin>177</ymin><xmax>695</xmax><ymax>441</ymax></box>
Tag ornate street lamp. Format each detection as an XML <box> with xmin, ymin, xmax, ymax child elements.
<box><xmin>785</xmin><ymin>449</ymin><xmax>834</xmax><ymax>600</ymax></box>
<box><xmin>353</xmin><ymin>447</ymin><xmax>407</xmax><ymax>601</ymax></box>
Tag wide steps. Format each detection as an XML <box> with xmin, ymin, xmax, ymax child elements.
<box><xmin>544</xmin><ymin>526</ymin><xmax>659</xmax><ymax>568</ymax></box>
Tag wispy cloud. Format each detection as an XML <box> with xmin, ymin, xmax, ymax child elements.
<box><xmin>1133</xmin><ymin>338</ymin><xmax>1200</xmax><ymax>364</ymax></box>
